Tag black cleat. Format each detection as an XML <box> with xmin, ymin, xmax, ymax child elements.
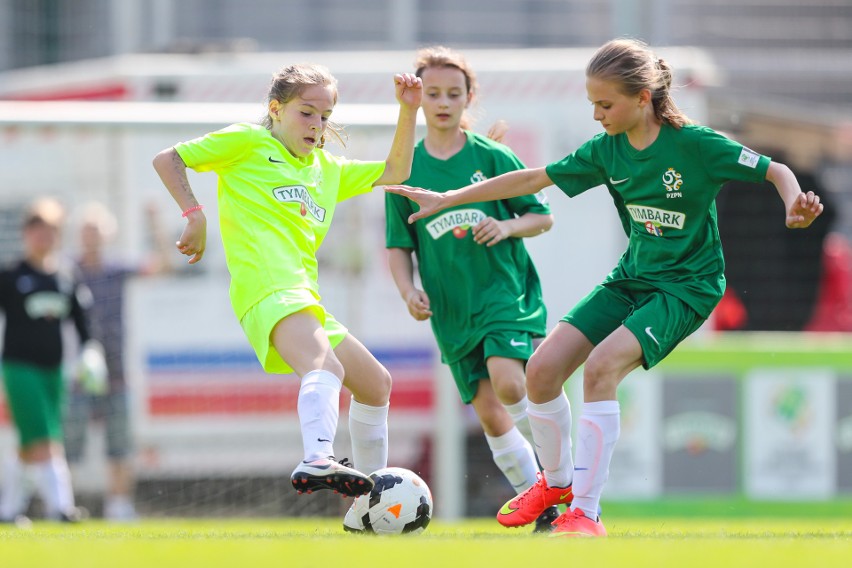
<box><xmin>56</xmin><ymin>506</ymin><xmax>88</xmax><ymax>523</ymax></box>
<box><xmin>290</xmin><ymin>457</ymin><xmax>374</xmax><ymax>497</ymax></box>
<box><xmin>532</xmin><ymin>505</ymin><xmax>561</xmax><ymax>533</ymax></box>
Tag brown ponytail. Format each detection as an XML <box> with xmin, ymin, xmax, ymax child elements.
<box><xmin>586</xmin><ymin>39</ymin><xmax>691</xmax><ymax>129</ymax></box>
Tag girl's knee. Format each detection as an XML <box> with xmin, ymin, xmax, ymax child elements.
<box><xmin>360</xmin><ymin>366</ymin><xmax>392</xmax><ymax>406</ymax></box>
<box><xmin>377</xmin><ymin>367</ymin><xmax>392</xmax><ymax>401</ymax></box>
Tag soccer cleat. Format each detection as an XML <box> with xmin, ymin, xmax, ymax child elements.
<box><xmin>0</xmin><ymin>514</ymin><xmax>33</xmax><ymax>529</ymax></box>
<box><xmin>550</xmin><ymin>508</ymin><xmax>607</xmax><ymax>538</ymax></box>
<box><xmin>290</xmin><ymin>457</ymin><xmax>374</xmax><ymax>497</ymax></box>
<box><xmin>55</xmin><ymin>506</ymin><xmax>88</xmax><ymax>523</ymax></box>
<box><xmin>496</xmin><ymin>473</ymin><xmax>573</xmax><ymax>528</ymax></box>
<box><xmin>104</xmin><ymin>498</ymin><xmax>139</xmax><ymax>522</ymax></box>
<box><xmin>532</xmin><ymin>505</ymin><xmax>561</xmax><ymax>533</ymax></box>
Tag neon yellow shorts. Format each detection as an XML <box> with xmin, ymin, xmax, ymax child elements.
<box><xmin>240</xmin><ymin>288</ymin><xmax>348</xmax><ymax>374</ymax></box>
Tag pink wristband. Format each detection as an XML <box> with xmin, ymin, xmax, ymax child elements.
<box><xmin>181</xmin><ymin>205</ymin><xmax>204</xmax><ymax>217</ymax></box>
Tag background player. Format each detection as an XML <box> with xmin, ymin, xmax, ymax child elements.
<box><xmin>385</xmin><ymin>46</ymin><xmax>557</xmax><ymax>532</ymax></box>
<box><xmin>1</xmin><ymin>197</ymin><xmax>102</xmax><ymax>524</ymax></box>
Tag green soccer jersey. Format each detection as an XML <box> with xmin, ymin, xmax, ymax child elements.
<box><xmin>175</xmin><ymin>122</ymin><xmax>385</xmax><ymax>320</ymax></box>
<box><xmin>545</xmin><ymin>123</ymin><xmax>771</xmax><ymax>317</ymax></box>
<box><xmin>386</xmin><ymin>131</ymin><xmax>550</xmax><ymax>364</ymax></box>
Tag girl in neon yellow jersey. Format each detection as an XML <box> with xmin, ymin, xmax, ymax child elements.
<box><xmin>387</xmin><ymin>39</ymin><xmax>823</xmax><ymax>537</ymax></box>
<box><xmin>154</xmin><ymin>64</ymin><xmax>421</xmax><ymax>498</ymax></box>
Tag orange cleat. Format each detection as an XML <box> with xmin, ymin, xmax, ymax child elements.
<box><xmin>496</xmin><ymin>473</ymin><xmax>573</xmax><ymax>528</ymax></box>
<box><xmin>550</xmin><ymin>508</ymin><xmax>607</xmax><ymax>538</ymax></box>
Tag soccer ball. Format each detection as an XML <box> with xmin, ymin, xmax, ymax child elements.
<box><xmin>342</xmin><ymin>467</ymin><xmax>433</xmax><ymax>535</ymax></box>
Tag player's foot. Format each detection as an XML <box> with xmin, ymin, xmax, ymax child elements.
<box><xmin>532</xmin><ymin>505</ymin><xmax>560</xmax><ymax>533</ymax></box>
<box><xmin>54</xmin><ymin>506</ymin><xmax>88</xmax><ymax>523</ymax></box>
<box><xmin>496</xmin><ymin>473</ymin><xmax>573</xmax><ymax>528</ymax></box>
<box><xmin>550</xmin><ymin>508</ymin><xmax>607</xmax><ymax>538</ymax></box>
<box><xmin>104</xmin><ymin>497</ymin><xmax>139</xmax><ymax>522</ymax></box>
<box><xmin>290</xmin><ymin>457</ymin><xmax>374</xmax><ymax>497</ymax></box>
<box><xmin>0</xmin><ymin>514</ymin><xmax>32</xmax><ymax>529</ymax></box>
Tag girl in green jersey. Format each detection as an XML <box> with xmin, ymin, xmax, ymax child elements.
<box><xmin>154</xmin><ymin>64</ymin><xmax>422</xmax><ymax>500</ymax></box>
<box><xmin>387</xmin><ymin>39</ymin><xmax>823</xmax><ymax>537</ymax></box>
<box><xmin>385</xmin><ymin>46</ymin><xmax>557</xmax><ymax>532</ymax></box>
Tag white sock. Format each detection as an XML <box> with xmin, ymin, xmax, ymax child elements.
<box><xmin>348</xmin><ymin>396</ymin><xmax>389</xmax><ymax>475</ymax></box>
<box><xmin>297</xmin><ymin>369</ymin><xmax>342</xmax><ymax>462</ymax></box>
<box><xmin>503</xmin><ymin>396</ymin><xmax>535</xmax><ymax>451</ymax></box>
<box><xmin>36</xmin><ymin>456</ymin><xmax>76</xmax><ymax>518</ymax></box>
<box><xmin>485</xmin><ymin>427</ymin><xmax>539</xmax><ymax>494</ymax></box>
<box><xmin>572</xmin><ymin>400</ymin><xmax>620</xmax><ymax>520</ymax></box>
<box><xmin>0</xmin><ymin>453</ymin><xmax>27</xmax><ymax>519</ymax></box>
<box><xmin>527</xmin><ymin>392</ymin><xmax>574</xmax><ymax>488</ymax></box>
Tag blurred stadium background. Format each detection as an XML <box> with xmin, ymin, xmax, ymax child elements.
<box><xmin>1</xmin><ymin>0</ymin><xmax>851</xmax><ymax>522</ymax></box>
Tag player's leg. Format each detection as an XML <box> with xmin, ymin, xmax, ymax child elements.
<box><xmin>548</xmin><ymin>326</ymin><xmax>640</xmax><ymax>537</ymax></box>
<box><xmin>271</xmin><ymin>308</ymin><xmax>345</xmax><ymax>466</ymax></box>
<box><xmin>486</xmin><ymin>353</ymin><xmax>534</xmax><ymax>445</ymax></box>
<box><xmin>550</xmin><ymin>324</ymin><xmax>640</xmax><ymax>537</ymax></box>
<box><xmin>486</xmin><ymin>353</ymin><xmax>567</xmax><ymax>532</ymax></box>
<box><xmin>524</xmin><ymin>322</ymin><xmax>593</xmax><ymax>488</ymax></box>
<box><xmin>495</xmin><ymin>323</ymin><xmax>592</xmax><ymax>527</ymax></box>
<box><xmin>471</xmin><ymin>378</ymin><xmax>537</xmax><ymax>492</ymax></box>
<box><xmin>334</xmin><ymin>333</ymin><xmax>392</xmax><ymax>477</ymax></box>
<box><xmin>62</xmin><ymin>386</ymin><xmax>89</xmax><ymax>472</ymax></box>
<box><xmin>1</xmin><ymin>362</ymin><xmax>34</xmax><ymax>522</ymax></box>
<box><xmin>103</xmin><ymin>390</ymin><xmax>138</xmax><ymax>521</ymax></box>
<box><xmin>0</xmin><ymin>449</ymin><xmax>28</xmax><ymax>523</ymax></box>
<box><xmin>553</xmin><ymin>292</ymin><xmax>704</xmax><ymax>537</ymax></box>
<box><xmin>2</xmin><ymin>362</ymin><xmax>79</xmax><ymax>521</ymax></box>
<box><xmin>470</xmin><ymin>377</ymin><xmax>559</xmax><ymax>532</ymax></box>
<box><xmin>451</xmin><ymin>347</ymin><xmax>538</xmax><ymax>495</ymax></box>
<box><xmin>269</xmin><ymin>310</ymin><xmax>371</xmax><ymax>496</ymax></box>
<box><xmin>36</xmin><ymin>365</ymin><xmax>80</xmax><ymax>521</ymax></box>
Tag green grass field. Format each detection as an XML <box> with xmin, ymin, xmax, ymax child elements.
<box><xmin>2</xmin><ymin>507</ymin><xmax>851</xmax><ymax>568</ymax></box>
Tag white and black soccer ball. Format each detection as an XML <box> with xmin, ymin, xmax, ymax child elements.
<box><xmin>343</xmin><ymin>467</ymin><xmax>433</xmax><ymax>535</ymax></box>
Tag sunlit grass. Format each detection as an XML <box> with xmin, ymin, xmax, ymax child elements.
<box><xmin>1</xmin><ymin>516</ymin><xmax>851</xmax><ymax>568</ymax></box>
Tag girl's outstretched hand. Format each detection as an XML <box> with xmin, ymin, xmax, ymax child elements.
<box><xmin>385</xmin><ymin>185</ymin><xmax>446</xmax><ymax>223</ymax></box>
<box><xmin>786</xmin><ymin>190</ymin><xmax>823</xmax><ymax>229</ymax></box>
<box><xmin>394</xmin><ymin>73</ymin><xmax>423</xmax><ymax>110</ymax></box>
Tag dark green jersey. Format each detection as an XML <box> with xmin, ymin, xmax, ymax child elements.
<box><xmin>546</xmin><ymin>124</ymin><xmax>771</xmax><ymax>317</ymax></box>
<box><xmin>386</xmin><ymin>131</ymin><xmax>550</xmax><ymax>364</ymax></box>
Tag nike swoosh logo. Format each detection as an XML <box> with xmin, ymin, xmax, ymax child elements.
<box><xmin>318</xmin><ymin>438</ymin><xmax>331</xmax><ymax>443</ymax></box>
<box><xmin>645</xmin><ymin>326</ymin><xmax>660</xmax><ymax>347</ymax></box>
<box><xmin>269</xmin><ymin>156</ymin><xmax>286</xmax><ymax>163</ymax></box>
<box><xmin>499</xmin><ymin>501</ymin><xmax>519</xmax><ymax>515</ymax></box>
<box><xmin>509</xmin><ymin>339</ymin><xmax>526</xmax><ymax>347</ymax></box>
<box><xmin>559</xmin><ymin>492</ymin><xmax>572</xmax><ymax>501</ymax></box>
<box><xmin>609</xmin><ymin>177</ymin><xmax>629</xmax><ymax>185</ymax></box>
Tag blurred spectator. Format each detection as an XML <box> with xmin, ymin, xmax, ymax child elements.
<box><xmin>1</xmin><ymin>197</ymin><xmax>98</xmax><ymax>524</ymax></box>
<box><xmin>805</xmin><ymin>232</ymin><xmax>852</xmax><ymax>331</ymax></box>
<box><xmin>712</xmin><ymin>288</ymin><xmax>749</xmax><ymax>331</ymax></box>
<box><xmin>63</xmin><ymin>201</ymin><xmax>172</xmax><ymax>521</ymax></box>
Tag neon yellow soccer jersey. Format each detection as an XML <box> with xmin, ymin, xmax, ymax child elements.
<box><xmin>545</xmin><ymin>124</ymin><xmax>771</xmax><ymax>318</ymax></box>
<box><xmin>175</xmin><ymin>122</ymin><xmax>385</xmax><ymax>319</ymax></box>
